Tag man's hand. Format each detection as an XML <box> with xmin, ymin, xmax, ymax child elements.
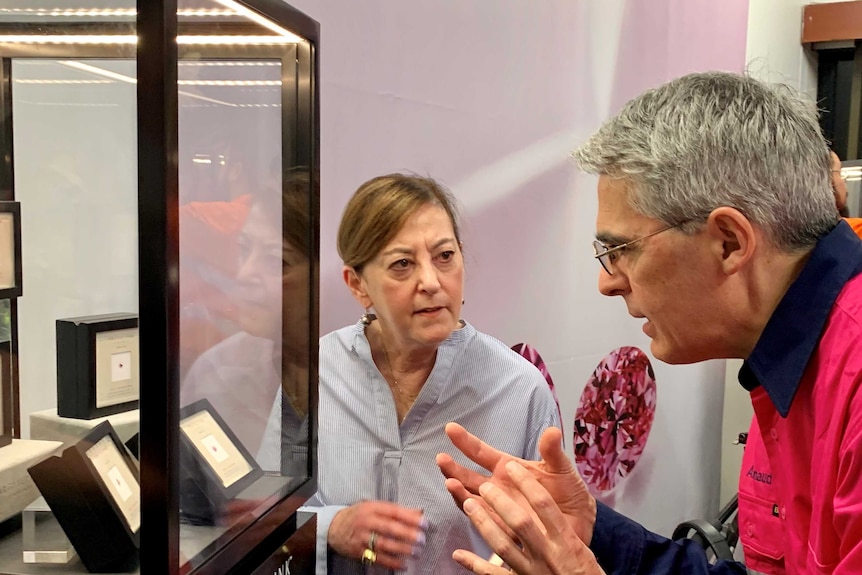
<box><xmin>452</xmin><ymin>460</ymin><xmax>606</xmax><ymax>575</ymax></box>
<box><xmin>436</xmin><ymin>422</ymin><xmax>597</xmax><ymax>545</ymax></box>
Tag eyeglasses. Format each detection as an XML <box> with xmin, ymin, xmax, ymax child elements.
<box><xmin>593</xmin><ymin>221</ymin><xmax>688</xmax><ymax>275</ymax></box>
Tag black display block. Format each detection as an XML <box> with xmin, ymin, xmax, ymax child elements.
<box><xmin>28</xmin><ymin>421</ymin><xmax>140</xmax><ymax>573</ymax></box>
<box><xmin>57</xmin><ymin>313</ymin><xmax>139</xmax><ymax>419</ymax></box>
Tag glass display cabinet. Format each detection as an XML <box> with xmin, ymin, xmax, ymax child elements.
<box><xmin>0</xmin><ymin>1</ymin><xmax>319</xmax><ymax>573</ymax></box>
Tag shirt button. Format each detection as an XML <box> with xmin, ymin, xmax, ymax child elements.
<box><xmin>781</xmin><ymin>506</ymin><xmax>786</xmax><ymax>519</ymax></box>
<box><xmin>747</xmin><ymin>524</ymin><xmax>754</xmax><ymax>537</ymax></box>
<box><xmin>770</xmin><ymin>428</ymin><xmax>778</xmax><ymax>440</ymax></box>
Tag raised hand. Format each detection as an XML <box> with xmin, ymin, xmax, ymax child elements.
<box><xmin>436</xmin><ymin>422</ymin><xmax>596</xmax><ymax>545</ymax></box>
<box><xmin>328</xmin><ymin>500</ymin><xmax>427</xmax><ymax>571</ymax></box>
<box><xmin>453</xmin><ymin>460</ymin><xmax>606</xmax><ymax>575</ymax></box>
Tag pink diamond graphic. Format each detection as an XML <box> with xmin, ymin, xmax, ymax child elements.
<box><xmin>574</xmin><ymin>346</ymin><xmax>656</xmax><ymax>492</ymax></box>
<box><xmin>511</xmin><ymin>343</ymin><xmax>562</xmax><ymax>434</ymax></box>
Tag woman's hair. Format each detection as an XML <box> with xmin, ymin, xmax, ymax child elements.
<box><xmin>572</xmin><ymin>71</ymin><xmax>839</xmax><ymax>251</ymax></box>
<box><xmin>337</xmin><ymin>173</ymin><xmax>461</xmax><ymax>271</ymax></box>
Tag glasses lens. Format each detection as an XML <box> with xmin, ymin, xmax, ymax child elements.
<box><xmin>593</xmin><ymin>241</ymin><xmax>612</xmax><ymax>275</ymax></box>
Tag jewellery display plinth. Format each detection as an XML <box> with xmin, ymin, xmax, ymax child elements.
<box><xmin>0</xmin><ymin>440</ymin><xmax>63</xmax><ymax>524</ymax></box>
<box><xmin>29</xmin><ymin>408</ymin><xmax>139</xmax><ymax>450</ymax></box>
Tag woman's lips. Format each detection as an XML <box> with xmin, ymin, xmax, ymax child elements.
<box><xmin>415</xmin><ymin>306</ymin><xmax>444</xmax><ymax>316</ymax></box>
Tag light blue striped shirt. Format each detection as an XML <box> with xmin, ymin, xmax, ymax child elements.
<box><xmin>305</xmin><ymin>320</ymin><xmax>561</xmax><ymax>574</ymax></box>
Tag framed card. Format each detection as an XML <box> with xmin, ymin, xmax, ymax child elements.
<box><xmin>179</xmin><ymin>399</ymin><xmax>264</xmax><ymax>524</ymax></box>
<box><xmin>0</xmin><ymin>201</ymin><xmax>22</xmax><ymax>300</ymax></box>
<box><xmin>56</xmin><ymin>313</ymin><xmax>139</xmax><ymax>419</ymax></box>
<box><xmin>28</xmin><ymin>421</ymin><xmax>139</xmax><ymax>572</ymax></box>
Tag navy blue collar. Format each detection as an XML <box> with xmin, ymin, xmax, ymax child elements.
<box><xmin>739</xmin><ymin>220</ymin><xmax>862</xmax><ymax>416</ymax></box>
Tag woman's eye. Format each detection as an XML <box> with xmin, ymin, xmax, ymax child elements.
<box><xmin>438</xmin><ymin>250</ymin><xmax>454</xmax><ymax>261</ymax></box>
<box><xmin>391</xmin><ymin>258</ymin><xmax>410</xmax><ymax>270</ymax></box>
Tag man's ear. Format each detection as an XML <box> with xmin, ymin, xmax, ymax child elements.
<box><xmin>343</xmin><ymin>266</ymin><xmax>372</xmax><ymax>308</ymax></box>
<box><xmin>705</xmin><ymin>207</ymin><xmax>756</xmax><ymax>275</ymax></box>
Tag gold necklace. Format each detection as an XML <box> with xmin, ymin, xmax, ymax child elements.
<box><xmin>378</xmin><ymin>325</ymin><xmax>419</xmax><ymax>401</ymax></box>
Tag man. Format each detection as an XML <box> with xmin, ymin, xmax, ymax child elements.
<box><xmin>437</xmin><ymin>72</ymin><xmax>862</xmax><ymax>574</ymax></box>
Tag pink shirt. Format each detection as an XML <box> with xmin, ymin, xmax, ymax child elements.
<box><xmin>738</xmin><ymin>222</ymin><xmax>862</xmax><ymax>574</ymax></box>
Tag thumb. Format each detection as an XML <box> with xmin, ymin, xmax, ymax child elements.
<box><xmin>538</xmin><ymin>427</ymin><xmax>574</xmax><ymax>473</ymax></box>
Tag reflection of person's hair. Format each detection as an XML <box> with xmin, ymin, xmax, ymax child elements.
<box><xmin>574</xmin><ymin>72</ymin><xmax>840</xmax><ymax>251</ymax></box>
<box><xmin>254</xmin><ymin>166</ymin><xmax>315</xmax><ymax>258</ymax></box>
<box><xmin>337</xmin><ymin>173</ymin><xmax>461</xmax><ymax>270</ymax></box>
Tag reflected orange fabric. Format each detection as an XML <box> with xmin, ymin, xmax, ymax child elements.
<box><xmin>179</xmin><ymin>194</ymin><xmax>252</xmax><ymax>378</ymax></box>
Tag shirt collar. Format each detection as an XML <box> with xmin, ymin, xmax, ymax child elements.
<box><xmin>739</xmin><ymin>220</ymin><xmax>862</xmax><ymax>417</ymax></box>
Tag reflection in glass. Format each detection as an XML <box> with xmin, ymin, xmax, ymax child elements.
<box><xmin>177</xmin><ymin>51</ymin><xmax>313</xmax><ymax>566</ymax></box>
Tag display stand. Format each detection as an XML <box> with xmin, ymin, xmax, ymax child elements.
<box><xmin>0</xmin><ymin>440</ymin><xmax>63</xmax><ymax>524</ymax></box>
<box><xmin>29</xmin><ymin>408</ymin><xmax>139</xmax><ymax>450</ymax></box>
<box><xmin>27</xmin><ymin>422</ymin><xmax>140</xmax><ymax>573</ymax></box>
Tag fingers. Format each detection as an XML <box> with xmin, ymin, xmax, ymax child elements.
<box><xmin>328</xmin><ymin>501</ymin><xmax>427</xmax><ymax>571</ymax></box>
<box><xmin>537</xmin><ymin>427</ymin><xmax>575</xmax><ymax>474</ymax></box>
<box><xmin>461</xmin><ymin>496</ymin><xmax>528</xmax><ymax>573</ymax></box>
<box><xmin>503</xmin><ymin>461</ymin><xmax>569</xmax><ymax>542</ymax></box>
<box><xmin>437</xmin><ymin>452</ymin><xmax>493</xmax><ymax>497</ymax></box>
<box><xmin>444</xmin><ymin>422</ymin><xmax>505</xmax><ymax>472</ymax></box>
<box><xmin>475</xmin><ymin>481</ymin><xmax>550</xmax><ymax>575</ymax></box>
<box><xmin>452</xmin><ymin>548</ymin><xmax>512</xmax><ymax>575</ymax></box>
<box><xmin>444</xmin><ymin>477</ymin><xmax>474</xmax><ymax>507</ymax></box>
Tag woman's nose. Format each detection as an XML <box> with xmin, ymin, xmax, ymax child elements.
<box><xmin>417</xmin><ymin>263</ymin><xmax>441</xmax><ymax>293</ymax></box>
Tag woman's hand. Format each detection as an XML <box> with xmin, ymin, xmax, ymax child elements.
<box><xmin>328</xmin><ymin>500</ymin><xmax>427</xmax><ymax>571</ymax></box>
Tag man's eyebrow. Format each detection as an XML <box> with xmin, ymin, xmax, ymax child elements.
<box><xmin>595</xmin><ymin>231</ymin><xmax>629</xmax><ymax>246</ymax></box>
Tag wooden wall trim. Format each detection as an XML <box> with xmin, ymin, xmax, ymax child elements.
<box><xmin>803</xmin><ymin>1</ymin><xmax>862</xmax><ymax>44</ymax></box>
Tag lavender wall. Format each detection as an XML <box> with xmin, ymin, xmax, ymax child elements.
<box><xmin>288</xmin><ymin>0</ymin><xmax>749</xmax><ymax>535</ymax></box>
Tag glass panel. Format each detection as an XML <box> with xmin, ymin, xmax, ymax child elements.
<box><xmin>174</xmin><ymin>1</ymin><xmax>314</xmax><ymax>571</ymax></box>
<box><xmin>0</xmin><ymin>2</ymin><xmax>315</xmax><ymax>572</ymax></box>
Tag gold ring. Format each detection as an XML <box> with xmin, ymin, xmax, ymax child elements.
<box><xmin>368</xmin><ymin>531</ymin><xmax>378</xmax><ymax>552</ymax></box>
<box><xmin>361</xmin><ymin>548</ymin><xmax>377</xmax><ymax>566</ymax></box>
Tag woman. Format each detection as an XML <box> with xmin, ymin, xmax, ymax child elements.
<box><xmin>309</xmin><ymin>174</ymin><xmax>560</xmax><ymax>574</ymax></box>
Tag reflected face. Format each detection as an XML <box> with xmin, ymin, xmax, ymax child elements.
<box><xmin>595</xmin><ymin>176</ymin><xmax>722</xmax><ymax>364</ymax></box>
<box><xmin>235</xmin><ymin>203</ymin><xmax>309</xmax><ymax>354</ymax></box>
<box><xmin>355</xmin><ymin>204</ymin><xmax>464</xmax><ymax>350</ymax></box>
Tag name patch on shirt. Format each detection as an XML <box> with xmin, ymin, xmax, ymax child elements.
<box><xmin>745</xmin><ymin>465</ymin><xmax>773</xmax><ymax>485</ymax></box>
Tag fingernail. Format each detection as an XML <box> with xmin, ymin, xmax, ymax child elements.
<box><xmin>478</xmin><ymin>482</ymin><xmax>494</xmax><ymax>496</ymax></box>
<box><xmin>420</xmin><ymin>516</ymin><xmax>429</xmax><ymax>531</ymax></box>
<box><xmin>411</xmin><ymin>531</ymin><xmax>426</xmax><ymax>557</ymax></box>
<box><xmin>463</xmin><ymin>498</ymin><xmax>478</xmax><ymax>513</ymax></box>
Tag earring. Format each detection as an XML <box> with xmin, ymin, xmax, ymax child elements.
<box><xmin>360</xmin><ymin>308</ymin><xmax>375</xmax><ymax>325</ymax></box>
<box><xmin>462</xmin><ymin>299</ymin><xmax>465</xmax><ymax>305</ymax></box>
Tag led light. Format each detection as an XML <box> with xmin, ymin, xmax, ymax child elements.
<box><xmin>212</xmin><ymin>0</ymin><xmax>302</xmax><ymax>41</ymax></box>
<box><xmin>177</xmin><ymin>36</ymin><xmax>296</xmax><ymax>45</ymax></box>
<box><xmin>0</xmin><ymin>35</ymin><xmax>137</xmax><ymax>44</ymax></box>
<box><xmin>178</xmin><ymin>80</ymin><xmax>281</xmax><ymax>86</ymax></box>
